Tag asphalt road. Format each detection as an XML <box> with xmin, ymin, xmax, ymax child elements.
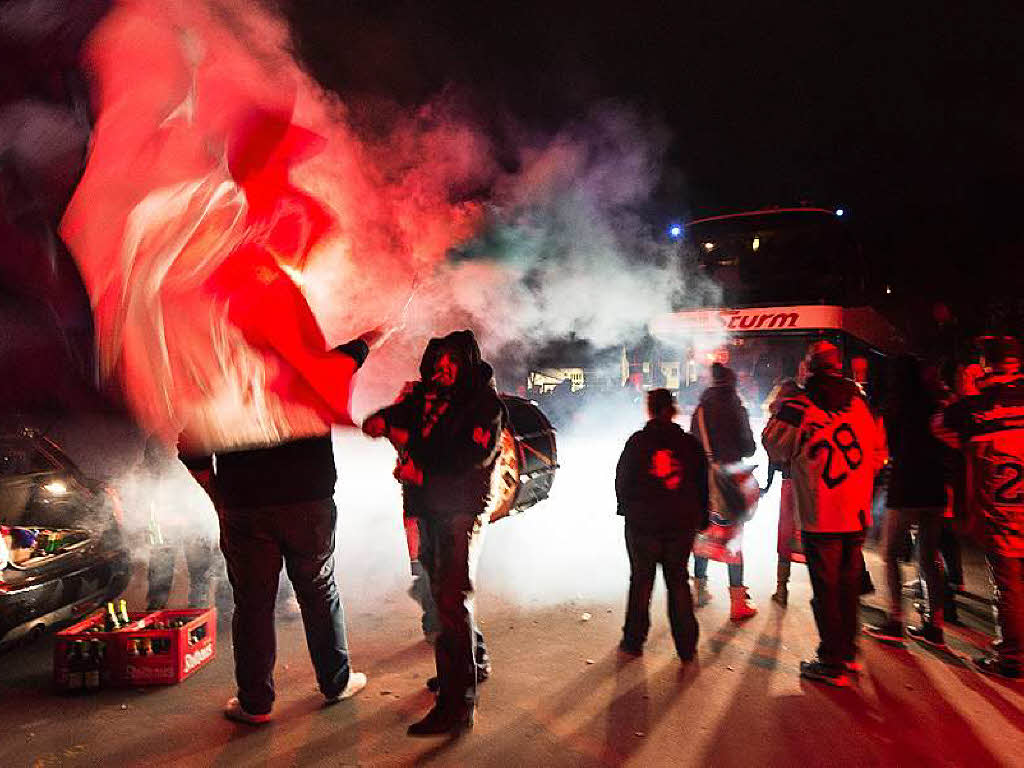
<box><xmin>2</xmin><ymin>540</ymin><xmax>1022</xmax><ymax>767</ymax></box>
<box><xmin>2</xmin><ymin>427</ymin><xmax>1022</xmax><ymax>766</ymax></box>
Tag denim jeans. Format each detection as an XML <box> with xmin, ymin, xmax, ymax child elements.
<box><xmin>624</xmin><ymin>526</ymin><xmax>699</xmax><ymax>659</ymax></box>
<box><xmin>802</xmin><ymin>531</ymin><xmax>865</xmax><ymax>669</ymax></box>
<box><xmin>218</xmin><ymin>498</ymin><xmax>349</xmax><ymax>715</ymax></box>
<box><xmin>988</xmin><ymin>551</ymin><xmax>1024</xmax><ymax>672</ymax></box>
<box><xmin>884</xmin><ymin>508</ymin><xmax>944</xmax><ymax>624</ymax></box>
<box><xmin>146</xmin><ymin>532</ymin><xmax>215</xmax><ymax>610</ymax></box>
<box><xmin>692</xmin><ymin>555</ymin><xmax>744</xmax><ymax>587</ymax></box>
<box><xmin>419</xmin><ymin>511</ymin><xmax>489</xmax><ymax>713</ymax></box>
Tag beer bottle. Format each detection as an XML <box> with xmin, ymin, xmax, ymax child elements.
<box><xmin>147</xmin><ymin>503</ymin><xmax>164</xmax><ymax>546</ymax></box>
<box><xmin>66</xmin><ymin>641</ymin><xmax>85</xmax><ymax>691</ymax></box>
<box><xmin>118</xmin><ymin>599</ymin><xmax>130</xmax><ymax>627</ymax></box>
<box><xmin>141</xmin><ymin>637</ymin><xmax>152</xmax><ymax>656</ymax></box>
<box><xmin>105</xmin><ymin>602</ymin><xmax>120</xmax><ymax>632</ymax></box>
<box><xmin>85</xmin><ymin>640</ymin><xmax>104</xmax><ymax>691</ymax></box>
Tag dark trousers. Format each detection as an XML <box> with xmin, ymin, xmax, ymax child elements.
<box><xmin>623</xmin><ymin>526</ymin><xmax>699</xmax><ymax>659</ymax></box>
<box><xmin>988</xmin><ymin>551</ymin><xmax>1024</xmax><ymax>672</ymax></box>
<box><xmin>884</xmin><ymin>508</ymin><xmax>944</xmax><ymax>625</ymax></box>
<box><xmin>940</xmin><ymin>522</ymin><xmax>964</xmax><ymax>589</ymax></box>
<box><xmin>419</xmin><ymin>511</ymin><xmax>488</xmax><ymax>713</ymax></box>
<box><xmin>803</xmin><ymin>531</ymin><xmax>865</xmax><ymax>669</ymax></box>
<box><xmin>415</xmin><ymin>516</ymin><xmax>488</xmax><ymax>668</ymax></box>
<box><xmin>218</xmin><ymin>498</ymin><xmax>350</xmax><ymax>715</ymax></box>
<box><xmin>147</xmin><ymin>533</ymin><xmax>215</xmax><ymax>610</ymax></box>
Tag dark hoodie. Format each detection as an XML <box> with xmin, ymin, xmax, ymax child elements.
<box><xmin>371</xmin><ymin>330</ymin><xmax>506</xmax><ymax>516</ymax></box>
<box><xmin>616</xmin><ymin>419</ymin><xmax>710</xmax><ymax>534</ymax></box>
<box><xmin>690</xmin><ymin>385</ymin><xmax>756</xmax><ymax>464</ymax></box>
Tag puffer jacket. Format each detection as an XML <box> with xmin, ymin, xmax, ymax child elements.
<box><xmin>762</xmin><ymin>373</ymin><xmax>887</xmax><ymax>533</ymax></box>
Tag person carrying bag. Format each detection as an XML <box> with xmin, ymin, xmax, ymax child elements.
<box><xmin>691</xmin><ymin>363</ymin><xmax>760</xmax><ymax>620</ymax></box>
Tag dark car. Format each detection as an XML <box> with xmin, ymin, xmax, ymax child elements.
<box><xmin>1</xmin><ymin>428</ymin><xmax>130</xmax><ymax>649</ymax></box>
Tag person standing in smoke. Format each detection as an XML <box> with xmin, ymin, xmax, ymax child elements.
<box><xmin>763</xmin><ymin>377</ymin><xmax>806</xmax><ymax>607</ymax></box>
<box><xmin>363</xmin><ymin>330</ymin><xmax>505</xmax><ymax>736</ymax></box>
<box><xmin>615</xmin><ymin>388</ymin><xmax>709</xmax><ymax>660</ymax></box>
<box><xmin>136</xmin><ymin>436</ymin><xmax>216</xmax><ymax>611</ymax></box>
<box><xmin>763</xmin><ymin>341</ymin><xmax>887</xmax><ymax>686</ymax></box>
<box><xmin>690</xmin><ymin>362</ymin><xmax>759</xmax><ymax>621</ymax></box>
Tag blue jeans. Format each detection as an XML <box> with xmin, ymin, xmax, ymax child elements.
<box><xmin>218</xmin><ymin>498</ymin><xmax>350</xmax><ymax>715</ymax></box>
<box><xmin>693</xmin><ymin>555</ymin><xmax>744</xmax><ymax>587</ymax></box>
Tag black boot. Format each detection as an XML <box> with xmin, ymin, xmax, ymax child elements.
<box><xmin>407</xmin><ymin>704</ymin><xmax>474</xmax><ymax>737</ymax></box>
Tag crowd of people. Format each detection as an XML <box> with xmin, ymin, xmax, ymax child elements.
<box><xmin>142</xmin><ymin>327</ymin><xmax>1023</xmax><ymax>741</ymax></box>
<box><xmin>616</xmin><ymin>337</ymin><xmax>1023</xmax><ymax>688</ymax></box>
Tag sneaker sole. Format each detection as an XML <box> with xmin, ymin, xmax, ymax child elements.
<box><xmin>909</xmin><ymin>635</ymin><xmax>948</xmax><ymax>652</ymax></box>
<box><xmin>863</xmin><ymin>631</ymin><xmax>906</xmax><ymax>648</ymax></box>
<box><xmin>801</xmin><ymin>671</ymin><xmax>851</xmax><ymax>688</ymax></box>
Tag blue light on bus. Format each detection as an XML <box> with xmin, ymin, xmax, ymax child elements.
<box><xmin>668</xmin><ymin>223</ymin><xmax>683</xmax><ymax>239</ymax></box>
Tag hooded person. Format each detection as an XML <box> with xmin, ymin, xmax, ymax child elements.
<box><xmin>763</xmin><ymin>341</ymin><xmax>887</xmax><ymax>686</ymax></box>
<box><xmin>690</xmin><ymin>362</ymin><xmax>759</xmax><ymax>620</ymax></box>
<box><xmin>363</xmin><ymin>329</ymin><xmax>506</xmax><ymax>736</ymax></box>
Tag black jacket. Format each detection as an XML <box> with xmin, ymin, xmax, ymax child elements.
<box><xmin>690</xmin><ymin>385</ymin><xmax>756</xmax><ymax>464</ymax></box>
<box><xmin>883</xmin><ymin>393</ymin><xmax>948</xmax><ymax>509</ymax></box>
<box><xmin>203</xmin><ymin>338</ymin><xmax>369</xmax><ymax>508</ymax></box>
<box><xmin>372</xmin><ymin>330</ymin><xmax>506</xmax><ymax>517</ymax></box>
<box><xmin>615</xmin><ymin>419</ymin><xmax>710</xmax><ymax>534</ymax></box>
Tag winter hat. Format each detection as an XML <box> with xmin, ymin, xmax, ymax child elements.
<box><xmin>711</xmin><ymin>362</ymin><xmax>736</xmax><ymax>386</ymax></box>
<box><xmin>806</xmin><ymin>340</ymin><xmax>842</xmax><ymax>373</ymax></box>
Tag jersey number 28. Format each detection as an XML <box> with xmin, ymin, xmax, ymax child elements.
<box><xmin>808</xmin><ymin>423</ymin><xmax>863</xmax><ymax>489</ymax></box>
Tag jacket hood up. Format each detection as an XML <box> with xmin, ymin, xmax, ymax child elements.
<box><xmin>805</xmin><ymin>373</ymin><xmax>863</xmax><ymax>413</ymax></box>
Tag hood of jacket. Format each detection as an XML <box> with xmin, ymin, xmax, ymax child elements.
<box><xmin>805</xmin><ymin>373</ymin><xmax>863</xmax><ymax>413</ymax></box>
<box><xmin>699</xmin><ymin>383</ymin><xmax>743</xmax><ymax>410</ymax></box>
<box><xmin>422</xmin><ymin>329</ymin><xmax>494</xmax><ymax>398</ymax></box>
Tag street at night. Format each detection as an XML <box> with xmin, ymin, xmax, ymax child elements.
<box><xmin>2</xmin><ymin>432</ymin><xmax>1023</xmax><ymax>767</ymax></box>
<box><xmin>3</xmin><ymin>1</ymin><xmax>1024</xmax><ymax>765</ymax></box>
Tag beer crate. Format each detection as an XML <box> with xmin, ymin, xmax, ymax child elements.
<box><xmin>54</xmin><ymin>608</ymin><xmax>217</xmax><ymax>688</ymax></box>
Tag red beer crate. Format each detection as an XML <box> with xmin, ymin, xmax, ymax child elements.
<box><xmin>54</xmin><ymin>608</ymin><xmax>217</xmax><ymax>688</ymax></box>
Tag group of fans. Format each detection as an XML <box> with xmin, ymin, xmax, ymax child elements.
<box><xmin>145</xmin><ymin>327</ymin><xmax>1023</xmax><ymax>741</ymax></box>
<box><xmin>615</xmin><ymin>337</ymin><xmax>1023</xmax><ymax>687</ymax></box>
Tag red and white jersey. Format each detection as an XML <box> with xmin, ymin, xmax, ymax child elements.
<box><xmin>762</xmin><ymin>375</ymin><xmax>887</xmax><ymax>533</ymax></box>
<box><xmin>938</xmin><ymin>374</ymin><xmax>1024</xmax><ymax>556</ymax></box>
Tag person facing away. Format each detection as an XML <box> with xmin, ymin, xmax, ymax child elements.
<box><xmin>863</xmin><ymin>355</ymin><xmax>951</xmax><ymax>649</ymax></box>
<box><xmin>935</xmin><ymin>336</ymin><xmax>1024</xmax><ymax>679</ymax></box>
<box><xmin>690</xmin><ymin>362</ymin><xmax>759</xmax><ymax>620</ymax></box>
<box><xmin>615</xmin><ymin>388</ymin><xmax>709</xmax><ymax>661</ymax></box>
<box><xmin>763</xmin><ymin>340</ymin><xmax>886</xmax><ymax>687</ymax></box>
<box><xmin>362</xmin><ymin>329</ymin><xmax>505</xmax><ymax>737</ymax></box>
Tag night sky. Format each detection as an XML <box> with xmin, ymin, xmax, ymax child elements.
<box><xmin>287</xmin><ymin>1</ymin><xmax>1023</xmax><ymax>307</ymax></box>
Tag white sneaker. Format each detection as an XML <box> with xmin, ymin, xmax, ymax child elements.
<box><xmin>224</xmin><ymin>697</ymin><xmax>272</xmax><ymax>725</ymax></box>
<box><xmin>325</xmin><ymin>671</ymin><xmax>367</xmax><ymax>704</ymax></box>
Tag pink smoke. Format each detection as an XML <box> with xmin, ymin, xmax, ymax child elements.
<box><xmin>60</xmin><ymin>0</ymin><xmax>706</xmax><ymax>442</ymax></box>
